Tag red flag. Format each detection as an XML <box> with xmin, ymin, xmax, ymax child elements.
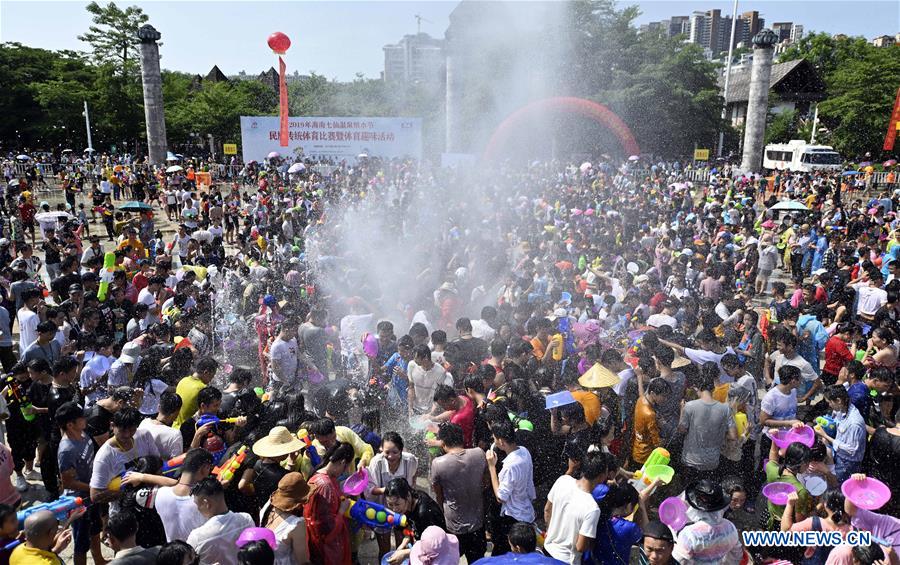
<box><xmin>884</xmin><ymin>86</ymin><xmax>900</xmax><ymax>152</ymax></box>
<box><xmin>279</xmin><ymin>56</ymin><xmax>289</xmax><ymax>147</ymax></box>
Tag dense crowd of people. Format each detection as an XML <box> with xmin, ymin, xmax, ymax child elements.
<box><xmin>0</xmin><ymin>151</ymin><xmax>899</xmax><ymax>565</ymax></box>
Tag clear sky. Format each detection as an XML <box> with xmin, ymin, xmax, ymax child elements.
<box><xmin>1</xmin><ymin>0</ymin><xmax>896</xmax><ymax>81</ymax></box>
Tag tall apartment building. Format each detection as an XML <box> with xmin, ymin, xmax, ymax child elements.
<box><xmin>734</xmin><ymin>11</ymin><xmax>765</xmax><ymax>47</ymax></box>
<box><xmin>382</xmin><ymin>33</ymin><xmax>445</xmax><ymax>85</ymax></box>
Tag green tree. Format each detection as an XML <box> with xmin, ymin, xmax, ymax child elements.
<box><xmin>765</xmin><ymin>110</ymin><xmax>798</xmax><ymax>144</ymax></box>
<box><xmin>779</xmin><ymin>33</ymin><xmax>900</xmax><ymax>157</ymax></box>
<box><xmin>77</xmin><ymin>1</ymin><xmax>148</xmax><ymax>77</ymax></box>
<box><xmin>597</xmin><ymin>35</ymin><xmax>726</xmax><ymax>156</ymax></box>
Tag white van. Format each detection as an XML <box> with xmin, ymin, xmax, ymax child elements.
<box><xmin>763</xmin><ymin>140</ymin><xmax>842</xmax><ymax>172</ymax></box>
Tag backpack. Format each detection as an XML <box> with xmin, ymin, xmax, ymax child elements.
<box><xmin>799</xmin><ymin>314</ymin><xmax>829</xmax><ymax>351</ymax></box>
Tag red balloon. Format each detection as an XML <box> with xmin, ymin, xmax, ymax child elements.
<box><xmin>267</xmin><ymin>32</ymin><xmax>291</xmax><ymax>54</ymax></box>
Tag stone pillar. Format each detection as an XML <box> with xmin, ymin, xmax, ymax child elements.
<box><xmin>445</xmin><ymin>48</ymin><xmax>461</xmax><ymax>153</ymax></box>
<box><xmin>138</xmin><ymin>24</ymin><xmax>168</xmax><ymax>165</ymax></box>
<box><xmin>740</xmin><ymin>29</ymin><xmax>778</xmax><ymax>173</ymax></box>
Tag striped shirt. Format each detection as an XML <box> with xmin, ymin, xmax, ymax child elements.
<box><xmin>673</xmin><ymin>517</ymin><xmax>744</xmax><ymax>564</ymax></box>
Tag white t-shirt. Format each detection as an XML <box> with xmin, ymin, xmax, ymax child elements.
<box><xmin>768</xmin><ymin>351</ymin><xmax>818</xmax><ymax>383</ymax></box>
<box><xmin>853</xmin><ymin>283</ymin><xmax>888</xmax><ymax>317</ymax></box>
<box><xmin>407</xmin><ymin>361</ymin><xmax>452</xmax><ymax>414</ymax></box>
<box><xmin>471</xmin><ymin>319</ymin><xmax>496</xmax><ymax>342</ymax></box>
<box><xmin>138</xmin><ymin>418</ymin><xmax>183</xmax><ymax>461</ymax></box>
<box><xmin>339</xmin><ymin>313</ymin><xmax>374</xmax><ymax>355</ymax></box>
<box><xmin>543</xmin><ymin>474</ymin><xmax>602</xmax><ymax>564</ymax></box>
<box><xmin>269</xmin><ymin>337</ymin><xmax>298</xmax><ymax>384</ymax></box>
<box><xmin>138</xmin><ymin>380</ymin><xmax>171</xmax><ymax>416</ymax></box>
<box><xmin>760</xmin><ymin>386</ymin><xmax>798</xmax><ymax>433</ymax></box>
<box><xmin>187</xmin><ymin>511</ymin><xmax>255</xmax><ymax>565</ymax></box>
<box><xmin>497</xmin><ymin>446</ymin><xmax>536</xmax><ymax>522</ymax></box>
<box><xmin>80</xmin><ymin>354</ymin><xmax>113</xmax><ymax>406</ymax></box>
<box><xmin>685</xmin><ymin>346</ymin><xmax>737</xmax><ymax>383</ymax></box>
<box><xmin>156</xmin><ymin>485</ymin><xmax>208</xmax><ymax>542</ymax></box>
<box><xmin>137</xmin><ymin>287</ymin><xmax>157</xmax><ymax>308</ymax></box>
<box><xmin>17</xmin><ymin>308</ymin><xmax>38</xmax><ymax>353</ymax></box>
<box><xmin>89</xmin><ymin>429</ymin><xmax>160</xmax><ymax>514</ymax></box>
<box><xmin>645</xmin><ymin>313</ymin><xmax>677</xmax><ymax>329</ymax></box>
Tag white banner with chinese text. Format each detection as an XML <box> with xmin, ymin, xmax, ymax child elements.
<box><xmin>239</xmin><ymin>116</ymin><xmax>422</xmax><ymax>162</ymax></box>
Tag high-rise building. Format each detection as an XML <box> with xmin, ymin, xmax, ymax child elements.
<box><xmin>771</xmin><ymin>22</ymin><xmax>793</xmax><ymax>42</ymax></box>
<box><xmin>734</xmin><ymin>11</ymin><xmax>764</xmax><ymax>47</ymax></box>
<box><xmin>790</xmin><ymin>24</ymin><xmax>804</xmax><ymax>42</ymax></box>
<box><xmin>667</xmin><ymin>16</ymin><xmax>689</xmax><ymax>37</ymax></box>
<box><xmin>639</xmin><ymin>15</ymin><xmax>691</xmax><ymax>38</ymax></box>
<box><xmin>688</xmin><ymin>9</ymin><xmax>753</xmax><ymax>55</ymax></box>
<box><xmin>382</xmin><ymin>33</ymin><xmax>444</xmax><ymax>85</ymax></box>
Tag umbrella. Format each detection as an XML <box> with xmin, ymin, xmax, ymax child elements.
<box><xmin>118</xmin><ymin>201</ymin><xmax>153</xmax><ymax>212</ymax></box>
<box><xmin>166</xmin><ymin>165</ymin><xmax>183</xmax><ymax>173</ymax></box>
<box><xmin>579</xmin><ymin>162</ymin><xmax>592</xmax><ymax>173</ymax></box>
<box><xmin>35</xmin><ymin>211</ymin><xmax>72</xmax><ymax>222</ymax></box>
<box><xmin>357</xmin><ymin>153</ymin><xmax>369</xmax><ymax>159</ymax></box>
<box><xmin>768</xmin><ymin>200</ymin><xmax>809</xmax><ymax>212</ymax></box>
<box><xmin>579</xmin><ymin>363</ymin><xmax>620</xmax><ymax>389</ymax></box>
<box><xmin>83</xmin><ymin>148</ymin><xmax>95</xmax><ymax>153</ymax></box>
<box><xmin>175</xmin><ymin>153</ymin><xmax>184</xmax><ymax>159</ymax></box>
<box><xmin>841</xmin><ymin>171</ymin><xmax>860</xmax><ymax>177</ymax></box>
<box><xmin>165</xmin><ymin>152</ymin><xmax>178</xmax><ymax>161</ymax></box>
<box><xmin>288</xmin><ymin>163</ymin><xmax>306</xmax><ymax>174</ymax></box>
<box><xmin>267</xmin><ymin>151</ymin><xmax>280</xmax><ymax>160</ymax></box>
<box><xmin>628</xmin><ymin>155</ymin><xmax>640</xmax><ymax>161</ymax></box>
<box><xmin>15</xmin><ymin>155</ymin><xmax>30</xmax><ymax>161</ymax></box>
<box><xmin>859</xmin><ymin>161</ymin><xmax>872</xmax><ymax>167</ymax></box>
<box><xmin>61</xmin><ymin>149</ymin><xmax>73</xmax><ymax>154</ymax></box>
<box><xmin>884</xmin><ymin>159</ymin><xmax>897</xmax><ymax>167</ymax></box>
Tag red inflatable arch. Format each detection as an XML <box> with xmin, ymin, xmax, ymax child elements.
<box><xmin>482</xmin><ymin>96</ymin><xmax>640</xmax><ymax>161</ymax></box>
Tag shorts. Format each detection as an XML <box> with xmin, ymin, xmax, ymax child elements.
<box><xmin>797</xmin><ymin>379</ymin><xmax>815</xmax><ymax>399</ymax></box>
<box><xmin>167</xmin><ymin>203</ymin><xmax>177</xmax><ymax>213</ymax></box>
<box><xmin>71</xmin><ymin>502</ymin><xmax>102</xmax><ymax>554</ymax></box>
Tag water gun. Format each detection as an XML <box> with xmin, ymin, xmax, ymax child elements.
<box><xmin>550</xmin><ymin>334</ymin><xmax>564</xmax><ymax>361</ymax></box>
<box><xmin>3</xmin><ymin>377</ymin><xmax>35</xmax><ymax>422</ymax></box>
<box><xmin>815</xmin><ymin>415</ymin><xmax>837</xmax><ymax>438</ymax></box>
<box><xmin>213</xmin><ymin>446</ymin><xmax>247</xmax><ymax>482</ymax></box>
<box><xmin>17</xmin><ymin>496</ymin><xmax>84</xmax><ymax>528</ymax></box>
<box><xmin>161</xmin><ymin>453</ymin><xmax>186</xmax><ymax>476</ymax></box>
<box><xmin>297</xmin><ymin>429</ymin><xmax>321</xmax><ymax>467</ymax></box>
<box><xmin>630</xmin><ymin>447</ymin><xmax>670</xmax><ymax>491</ymax></box>
<box><xmin>97</xmin><ymin>252</ymin><xmax>116</xmax><ymax>302</ymax></box>
<box><xmin>196</xmin><ymin>414</ymin><xmax>240</xmax><ymax>430</ymax></box>
<box><xmin>343</xmin><ymin>498</ymin><xmax>407</xmax><ymax>530</ymax></box>
<box><xmin>558</xmin><ymin>316</ymin><xmax>575</xmax><ymax>355</ymax></box>
<box><xmin>253</xmin><ymin>387</ymin><xmax>270</xmax><ymax>402</ymax></box>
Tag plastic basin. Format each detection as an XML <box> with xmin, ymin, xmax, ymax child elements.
<box><xmin>658</xmin><ymin>496</ymin><xmax>688</xmax><ymax>531</ymax></box>
<box><xmin>342</xmin><ymin>468</ymin><xmax>369</xmax><ymax>496</ymax></box>
<box><xmin>644</xmin><ymin>464</ymin><xmax>675</xmax><ymax>485</ymax></box>
<box><xmin>762</xmin><ymin>482</ymin><xmax>797</xmax><ymax>506</ymax></box>
<box><xmin>768</xmin><ymin>426</ymin><xmax>815</xmax><ymax>449</ymax></box>
<box><xmin>842</xmin><ymin>477</ymin><xmax>891</xmax><ymax>511</ymax></box>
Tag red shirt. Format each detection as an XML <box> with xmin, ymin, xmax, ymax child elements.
<box><xmin>823</xmin><ymin>336</ymin><xmax>853</xmax><ymax>376</ymax></box>
<box><xmin>18</xmin><ymin>203</ymin><xmax>35</xmax><ymax>223</ymax></box>
<box><xmin>450</xmin><ymin>395</ymin><xmax>475</xmax><ymax>448</ymax></box>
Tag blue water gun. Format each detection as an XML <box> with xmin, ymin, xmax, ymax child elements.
<box><xmin>196</xmin><ymin>414</ymin><xmax>240</xmax><ymax>430</ymax></box>
<box><xmin>298</xmin><ymin>429</ymin><xmax>321</xmax><ymax>467</ymax></box>
<box><xmin>17</xmin><ymin>496</ymin><xmax>84</xmax><ymax>528</ymax></box>
<box><xmin>557</xmin><ymin>317</ymin><xmax>575</xmax><ymax>355</ymax></box>
<box><xmin>343</xmin><ymin>498</ymin><xmax>407</xmax><ymax>531</ymax></box>
<box><xmin>815</xmin><ymin>415</ymin><xmax>837</xmax><ymax>438</ymax></box>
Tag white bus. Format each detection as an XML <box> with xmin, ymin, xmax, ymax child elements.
<box><xmin>763</xmin><ymin>140</ymin><xmax>842</xmax><ymax>172</ymax></box>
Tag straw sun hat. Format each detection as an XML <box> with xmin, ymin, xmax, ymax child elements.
<box><xmin>252</xmin><ymin>426</ymin><xmax>304</xmax><ymax>458</ymax></box>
